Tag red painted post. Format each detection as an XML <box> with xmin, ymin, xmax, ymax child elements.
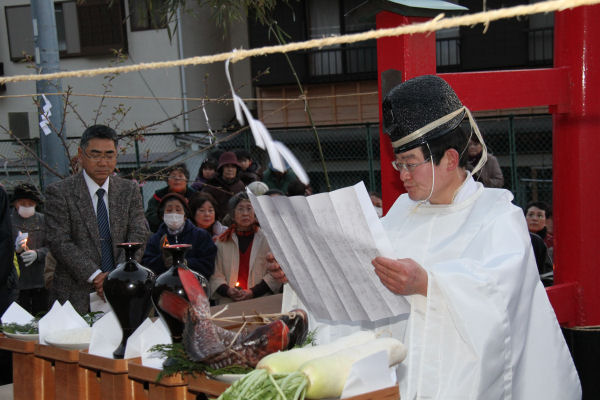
<box><xmin>376</xmin><ymin>12</ymin><xmax>436</xmax><ymax>212</ymax></box>
<box><xmin>552</xmin><ymin>5</ymin><xmax>600</xmax><ymax>325</ymax></box>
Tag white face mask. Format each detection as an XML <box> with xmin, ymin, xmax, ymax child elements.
<box><xmin>18</xmin><ymin>206</ymin><xmax>35</xmax><ymax>219</ymax></box>
<box><xmin>163</xmin><ymin>213</ymin><xmax>185</xmax><ymax>230</ymax></box>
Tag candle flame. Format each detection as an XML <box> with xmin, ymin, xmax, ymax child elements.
<box><xmin>235</xmin><ymin>281</ymin><xmax>240</xmax><ymax>287</ymax></box>
<box><xmin>161</xmin><ymin>236</ymin><xmax>170</xmax><ymax>248</ymax></box>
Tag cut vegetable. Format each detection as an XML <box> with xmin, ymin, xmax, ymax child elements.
<box><xmin>256</xmin><ymin>330</ymin><xmax>377</xmax><ymax>374</ymax></box>
<box><xmin>301</xmin><ymin>337</ymin><xmax>406</xmax><ymax>399</ymax></box>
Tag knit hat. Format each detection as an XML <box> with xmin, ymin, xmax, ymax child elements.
<box><xmin>12</xmin><ymin>183</ymin><xmax>42</xmax><ymax>204</ymax></box>
<box><xmin>382</xmin><ymin>75</ymin><xmax>465</xmax><ymax>154</ymax></box>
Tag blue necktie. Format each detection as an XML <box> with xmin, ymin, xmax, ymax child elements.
<box><xmin>96</xmin><ymin>188</ymin><xmax>114</xmax><ymax>272</ymax></box>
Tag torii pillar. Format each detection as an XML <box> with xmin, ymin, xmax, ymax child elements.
<box><xmin>377</xmin><ymin>5</ymin><xmax>600</xmax><ymax>395</ymax></box>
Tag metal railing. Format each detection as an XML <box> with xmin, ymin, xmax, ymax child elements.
<box><xmin>1</xmin><ymin>114</ymin><xmax>552</xmax><ymax>211</ymax></box>
<box><xmin>528</xmin><ymin>27</ymin><xmax>554</xmax><ymax>66</ymax></box>
<box><xmin>307</xmin><ymin>43</ymin><xmax>377</xmax><ymax>80</ymax></box>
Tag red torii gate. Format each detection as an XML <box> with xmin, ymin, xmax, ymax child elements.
<box><xmin>376</xmin><ymin>5</ymin><xmax>600</xmax><ymax>327</ymax></box>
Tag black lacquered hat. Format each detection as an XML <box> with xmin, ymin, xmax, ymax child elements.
<box><xmin>382</xmin><ymin>75</ymin><xmax>466</xmax><ymax>153</ymax></box>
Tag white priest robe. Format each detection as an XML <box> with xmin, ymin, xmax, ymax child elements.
<box><xmin>382</xmin><ymin>176</ymin><xmax>580</xmax><ymax>399</ymax></box>
<box><xmin>283</xmin><ymin>175</ymin><xmax>581</xmax><ymax>399</ymax></box>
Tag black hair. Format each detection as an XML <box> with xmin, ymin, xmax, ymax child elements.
<box><xmin>287</xmin><ymin>179</ymin><xmax>307</xmax><ymax>196</ymax></box>
<box><xmin>167</xmin><ymin>163</ymin><xmax>190</xmax><ymax>181</ymax></box>
<box><xmin>158</xmin><ymin>192</ymin><xmax>190</xmax><ymax>220</ymax></box>
<box><xmin>234</xmin><ymin>149</ymin><xmax>252</xmax><ymax>161</ymax></box>
<box><xmin>80</xmin><ymin>125</ymin><xmax>118</xmax><ymax>149</ymax></box>
<box><xmin>265</xmin><ymin>189</ymin><xmax>285</xmax><ymax>196</ymax></box>
<box><xmin>420</xmin><ymin>125</ymin><xmax>470</xmax><ymax>168</ymax></box>
<box><xmin>525</xmin><ymin>201</ymin><xmax>552</xmax><ymax>217</ymax></box>
<box><xmin>200</xmin><ymin>158</ymin><xmax>217</xmax><ymax>171</ymax></box>
<box><xmin>189</xmin><ymin>192</ymin><xmax>220</xmax><ymax>222</ymax></box>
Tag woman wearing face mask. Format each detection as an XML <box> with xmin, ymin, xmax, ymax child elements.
<box><xmin>209</xmin><ymin>192</ymin><xmax>282</xmax><ymax>304</ymax></box>
<box><xmin>10</xmin><ymin>183</ymin><xmax>49</xmax><ymax>315</ymax></box>
<box><xmin>142</xmin><ymin>193</ymin><xmax>217</xmax><ymax>279</ymax></box>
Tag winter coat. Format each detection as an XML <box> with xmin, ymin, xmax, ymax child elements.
<box><xmin>10</xmin><ymin>210</ymin><xmax>48</xmax><ymax>290</ymax></box>
<box><xmin>209</xmin><ymin>229</ymin><xmax>281</xmax><ymax>304</ymax></box>
<box><xmin>142</xmin><ymin>219</ymin><xmax>217</xmax><ymax>279</ymax></box>
<box><xmin>145</xmin><ymin>186</ymin><xmax>196</xmax><ymax>232</ymax></box>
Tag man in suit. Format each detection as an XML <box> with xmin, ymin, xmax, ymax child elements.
<box><xmin>45</xmin><ymin>125</ymin><xmax>149</xmax><ymax>314</ymax></box>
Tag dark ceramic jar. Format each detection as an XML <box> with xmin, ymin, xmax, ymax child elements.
<box><xmin>151</xmin><ymin>244</ymin><xmax>209</xmax><ymax>364</ymax></box>
<box><xmin>103</xmin><ymin>242</ymin><xmax>156</xmax><ymax>359</ymax></box>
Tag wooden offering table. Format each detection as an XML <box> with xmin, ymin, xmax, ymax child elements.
<box><xmin>346</xmin><ymin>385</ymin><xmax>400</xmax><ymax>400</ymax></box>
<box><xmin>34</xmin><ymin>344</ymin><xmax>88</xmax><ymax>400</ymax></box>
<box><xmin>127</xmin><ymin>361</ymin><xmax>189</xmax><ymax>400</ymax></box>
<box><xmin>185</xmin><ymin>373</ymin><xmax>230</xmax><ymax>398</ymax></box>
<box><xmin>78</xmin><ymin>352</ymin><xmax>138</xmax><ymax>400</ymax></box>
<box><xmin>0</xmin><ymin>335</ymin><xmax>45</xmax><ymax>400</ymax></box>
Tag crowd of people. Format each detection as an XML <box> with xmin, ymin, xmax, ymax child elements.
<box><xmin>0</xmin><ymin>131</ymin><xmax>317</xmax><ymax>320</ymax></box>
<box><xmin>0</xmin><ymin>122</ymin><xmax>556</xmax><ymax>318</ymax></box>
<box><xmin>0</xmin><ymin>75</ymin><xmax>579</xmax><ymax>397</ymax></box>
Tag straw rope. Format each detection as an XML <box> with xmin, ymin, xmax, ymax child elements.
<box><xmin>1</xmin><ymin>0</ymin><xmax>597</xmax><ymax>85</ymax></box>
<box><xmin>0</xmin><ymin>91</ymin><xmax>378</xmax><ymax>102</ymax></box>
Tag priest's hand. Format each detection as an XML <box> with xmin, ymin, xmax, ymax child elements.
<box><xmin>372</xmin><ymin>257</ymin><xmax>428</xmax><ymax>296</ymax></box>
<box><xmin>266</xmin><ymin>253</ymin><xmax>288</xmax><ymax>283</ymax></box>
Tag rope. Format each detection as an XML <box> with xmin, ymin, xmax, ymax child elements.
<box><xmin>0</xmin><ymin>91</ymin><xmax>378</xmax><ymax>102</ymax></box>
<box><xmin>1</xmin><ymin>0</ymin><xmax>597</xmax><ymax>85</ymax></box>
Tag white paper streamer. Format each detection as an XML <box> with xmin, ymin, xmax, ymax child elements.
<box><xmin>39</xmin><ymin>94</ymin><xmax>52</xmax><ymax>135</ymax></box>
<box><xmin>225</xmin><ymin>56</ymin><xmax>309</xmax><ymax>184</ymax></box>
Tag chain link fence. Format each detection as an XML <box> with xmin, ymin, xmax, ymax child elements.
<box><xmin>0</xmin><ymin>113</ymin><xmax>552</xmax><ymax>212</ymax></box>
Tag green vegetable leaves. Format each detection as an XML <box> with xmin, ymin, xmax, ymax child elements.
<box><xmin>217</xmin><ymin>369</ymin><xmax>308</xmax><ymax>400</ymax></box>
<box><xmin>1</xmin><ymin>321</ymin><xmax>38</xmax><ymax>334</ymax></box>
<box><xmin>149</xmin><ymin>343</ymin><xmax>253</xmax><ymax>381</ymax></box>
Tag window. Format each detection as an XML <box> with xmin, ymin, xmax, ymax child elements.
<box><xmin>306</xmin><ymin>0</ymin><xmax>376</xmax><ymax>78</ymax></box>
<box><xmin>128</xmin><ymin>0</ymin><xmax>167</xmax><ymax>31</ymax></box>
<box><xmin>5</xmin><ymin>0</ymin><xmax>126</xmax><ymax>61</ymax></box>
<box><xmin>8</xmin><ymin>112</ymin><xmax>30</xmax><ymax>140</ymax></box>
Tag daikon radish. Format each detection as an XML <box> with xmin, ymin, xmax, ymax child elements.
<box><xmin>256</xmin><ymin>330</ymin><xmax>377</xmax><ymax>374</ymax></box>
<box><xmin>301</xmin><ymin>337</ymin><xmax>406</xmax><ymax>399</ymax></box>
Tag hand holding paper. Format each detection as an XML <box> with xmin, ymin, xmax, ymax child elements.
<box><xmin>372</xmin><ymin>257</ymin><xmax>429</xmax><ymax>296</ymax></box>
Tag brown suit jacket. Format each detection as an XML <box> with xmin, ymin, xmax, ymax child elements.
<box><xmin>45</xmin><ymin>172</ymin><xmax>149</xmax><ymax>314</ymax></box>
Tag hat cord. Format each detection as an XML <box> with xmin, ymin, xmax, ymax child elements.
<box><xmin>391</xmin><ymin>106</ymin><xmax>488</xmax><ymax>176</ymax></box>
<box><xmin>391</xmin><ymin>107</ymin><xmax>465</xmax><ymax>150</ymax></box>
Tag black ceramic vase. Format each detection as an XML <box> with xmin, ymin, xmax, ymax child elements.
<box><xmin>103</xmin><ymin>242</ymin><xmax>156</xmax><ymax>359</ymax></box>
<box><xmin>151</xmin><ymin>244</ymin><xmax>209</xmax><ymax>366</ymax></box>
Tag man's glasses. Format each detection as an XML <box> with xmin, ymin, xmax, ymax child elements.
<box><xmin>82</xmin><ymin>149</ymin><xmax>117</xmax><ymax>160</ymax></box>
<box><xmin>391</xmin><ymin>158</ymin><xmax>430</xmax><ymax>173</ymax></box>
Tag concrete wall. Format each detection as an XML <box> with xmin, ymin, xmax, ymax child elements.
<box><xmin>0</xmin><ymin>0</ymin><xmax>252</xmax><ymax>141</ymax></box>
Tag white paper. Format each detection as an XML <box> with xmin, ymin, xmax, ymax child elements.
<box><xmin>89</xmin><ymin>292</ymin><xmax>113</xmax><ymax>314</ymax></box>
<box><xmin>138</xmin><ymin>319</ymin><xmax>172</xmax><ymax>369</ymax></box>
<box><xmin>1</xmin><ymin>302</ymin><xmax>35</xmax><ymax>325</ymax></box>
<box><xmin>249</xmin><ymin>182</ymin><xmax>409</xmax><ymax>322</ymax></box>
<box><xmin>123</xmin><ymin>318</ymin><xmax>154</xmax><ymax>359</ymax></box>
<box><xmin>341</xmin><ymin>350</ymin><xmax>397</xmax><ymax>398</ymax></box>
<box><xmin>38</xmin><ymin>300</ymin><xmax>89</xmax><ymax>345</ymax></box>
<box><xmin>225</xmin><ymin>58</ymin><xmax>308</xmax><ymax>183</ymax></box>
<box><xmin>88</xmin><ymin>311</ymin><xmax>122</xmax><ymax>358</ymax></box>
<box><xmin>39</xmin><ymin>94</ymin><xmax>52</xmax><ymax>135</ymax></box>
